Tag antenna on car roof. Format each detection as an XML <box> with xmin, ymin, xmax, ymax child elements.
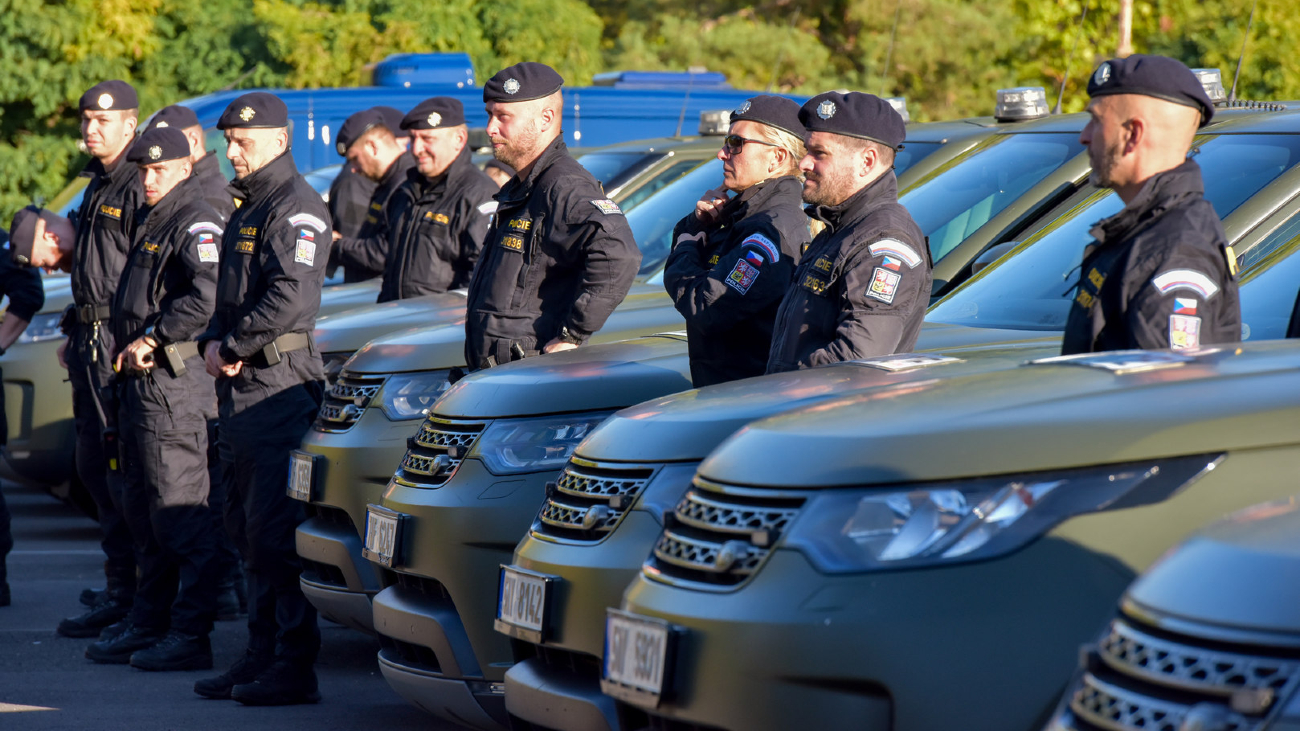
<box><xmin>1228</xmin><ymin>0</ymin><xmax>1258</xmax><ymax>102</ymax></box>
<box><xmin>878</xmin><ymin>1</ymin><xmax>903</xmax><ymax>96</ymax></box>
<box><xmin>674</xmin><ymin>67</ymin><xmax>707</xmax><ymax>138</ymax></box>
<box><xmin>1052</xmin><ymin>0</ymin><xmax>1091</xmax><ymax>114</ymax></box>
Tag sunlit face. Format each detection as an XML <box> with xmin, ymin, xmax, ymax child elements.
<box><xmin>139</xmin><ymin>158</ymin><xmax>192</xmax><ymax>206</ymax></box>
<box><xmin>409</xmin><ymin>127</ymin><xmax>466</xmax><ymax>178</ymax></box>
<box><xmin>81</xmin><ymin>110</ymin><xmax>136</xmax><ymax>161</ymax></box>
<box><xmin>485</xmin><ymin>101</ymin><xmax>541</xmax><ymax>170</ymax></box>
<box><xmin>718</xmin><ymin>120</ymin><xmax>781</xmax><ymax>192</ymax></box>
<box><xmin>224</xmin><ymin>127</ymin><xmax>285</xmax><ymax>179</ymax></box>
<box><xmin>799</xmin><ymin>132</ymin><xmax>860</xmax><ymax>207</ymax></box>
<box><xmin>1080</xmin><ymin>97</ymin><xmax>1129</xmax><ymax>189</ymax></box>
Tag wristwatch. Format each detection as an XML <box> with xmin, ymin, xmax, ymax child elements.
<box><xmin>557</xmin><ymin>326</ymin><xmax>583</xmax><ymax>346</ymax></box>
<box><xmin>143</xmin><ymin>324</ymin><xmax>162</xmax><ymax>348</ymax></box>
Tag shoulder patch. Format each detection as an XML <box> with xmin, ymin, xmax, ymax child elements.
<box><xmin>294</xmin><ymin>229</ymin><xmax>317</xmax><ymax>265</ymax></box>
<box><xmin>1169</xmin><ymin>314</ymin><xmax>1201</xmax><ymax>349</ymax></box>
<box><xmin>288</xmin><ymin>213</ymin><xmax>327</xmax><ymax>233</ymax></box>
<box><xmin>868</xmin><ymin>239</ymin><xmax>923</xmax><ymax>269</ymax></box>
<box><xmin>740</xmin><ymin>233</ymin><xmax>779</xmax><ymax>263</ymax></box>
<box><xmin>197</xmin><ymin>240</ymin><xmax>219</xmax><ymax>263</ymax></box>
<box><xmin>1152</xmin><ymin>269</ymin><xmax>1220</xmax><ymax>299</ymax></box>
<box><xmin>478</xmin><ymin>201</ymin><xmax>499</xmax><ymax>216</ymax></box>
<box><xmin>591</xmin><ymin>199</ymin><xmax>622</xmax><ymax>215</ymax></box>
<box><xmin>725</xmin><ymin>260</ymin><xmax>760</xmax><ymax>295</ymax></box>
<box><xmin>187</xmin><ymin>221</ymin><xmax>223</xmax><ymax>236</ymax></box>
<box><xmin>866</xmin><ymin>267</ymin><xmax>901</xmax><ymax>304</ymax></box>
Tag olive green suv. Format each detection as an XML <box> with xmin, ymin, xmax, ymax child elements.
<box><xmin>1044</xmin><ymin>499</ymin><xmax>1300</xmax><ymax>731</ymax></box>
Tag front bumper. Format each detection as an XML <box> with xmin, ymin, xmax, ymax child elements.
<box><xmin>294</xmin><ymin>401</ymin><xmax>419</xmax><ymax>632</ymax></box>
<box><xmin>1</xmin><ymin>338</ymin><xmax>75</xmax><ymax>486</ymax></box>
<box><xmin>369</xmin><ymin>458</ymin><xmax>558</xmax><ymax>729</ymax></box>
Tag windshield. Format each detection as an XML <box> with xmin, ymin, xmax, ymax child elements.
<box><xmin>893</xmin><ymin>141</ymin><xmax>942</xmax><ymax>175</ymax></box>
<box><xmin>626</xmin><ymin>158</ymin><xmax>724</xmax><ymax>276</ymax></box>
<box><xmin>202</xmin><ymin>127</ymin><xmax>238</xmax><ymax>179</ymax></box>
<box><xmin>1238</xmin><ymin>214</ymin><xmax>1300</xmax><ymax>341</ymax></box>
<box><xmin>618</xmin><ymin>155</ymin><xmax>711</xmax><ymax>212</ymax></box>
<box><xmin>575</xmin><ymin>151</ymin><xmax>660</xmax><ymax>192</ymax></box>
<box><xmin>928</xmin><ymin>133</ymin><xmax>1300</xmax><ymax>331</ymax></box>
<box><xmin>900</xmin><ymin>133</ymin><xmax>1085</xmax><ymax>261</ymax></box>
<box><xmin>304</xmin><ymin>164</ymin><xmax>341</xmax><ymax>199</ymax></box>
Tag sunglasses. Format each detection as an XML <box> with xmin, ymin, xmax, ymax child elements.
<box><xmin>722</xmin><ymin>134</ymin><xmax>779</xmax><ymax>156</ymax></box>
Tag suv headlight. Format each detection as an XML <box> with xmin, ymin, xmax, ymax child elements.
<box><xmin>470</xmin><ymin>412</ymin><xmax>612</xmax><ymax>475</ymax></box>
<box><xmin>16</xmin><ymin>312</ymin><xmax>66</xmax><ymax>344</ymax></box>
<box><xmin>783</xmin><ymin>455</ymin><xmax>1220</xmax><ymax>573</ymax></box>
<box><xmin>378</xmin><ymin>370</ymin><xmax>451</xmax><ymax>420</ymax></box>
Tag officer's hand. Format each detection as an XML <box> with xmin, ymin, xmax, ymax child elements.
<box><xmin>694</xmin><ymin>186</ymin><xmax>729</xmax><ymax>225</ymax></box>
<box><xmin>332</xmin><ymin>230</ymin><xmax>342</xmax><ymax>242</ymax></box>
<box><xmin>204</xmin><ymin>341</ymin><xmax>242</xmax><ymax>378</ymax></box>
<box><xmin>120</xmin><ymin>337</ymin><xmax>156</xmax><ymax>371</ymax></box>
<box><xmin>57</xmin><ymin>339</ymin><xmax>68</xmax><ymax>369</ymax></box>
<box><xmin>542</xmin><ymin>338</ymin><xmax>579</xmax><ymax>354</ymax></box>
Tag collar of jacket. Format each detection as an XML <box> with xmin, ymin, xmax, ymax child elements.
<box><xmin>719</xmin><ymin>175</ymin><xmax>804</xmax><ymax>227</ymax></box>
<box><xmin>1090</xmin><ymin>158</ymin><xmax>1205</xmax><ymax>245</ymax></box>
<box><xmin>192</xmin><ymin>152</ymin><xmax>223</xmax><ymax>181</ymax></box>
<box><xmin>495</xmin><ymin>136</ymin><xmax>569</xmax><ymax>207</ymax></box>
<box><xmin>410</xmin><ymin>146</ymin><xmax>473</xmax><ymax>200</ymax></box>
<box><xmin>381</xmin><ymin>151</ymin><xmax>415</xmax><ymax>189</ymax></box>
<box><xmin>807</xmin><ymin>169</ymin><xmax>900</xmax><ymax>233</ymax></box>
<box><xmin>138</xmin><ymin>173</ymin><xmax>203</xmax><ymax>229</ymax></box>
<box><xmin>80</xmin><ymin>141</ymin><xmax>140</xmax><ymax>185</ymax></box>
<box><xmin>231</xmin><ymin>151</ymin><xmax>298</xmax><ymax>202</ymax></box>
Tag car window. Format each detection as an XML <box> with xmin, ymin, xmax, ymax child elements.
<box><xmin>893</xmin><ymin>141</ymin><xmax>942</xmax><ymax>176</ymax></box>
<box><xmin>626</xmin><ymin>158</ymin><xmax>724</xmax><ymax>277</ymax></box>
<box><xmin>1238</xmin><ymin>214</ymin><xmax>1300</xmax><ymax>341</ymax></box>
<box><xmin>575</xmin><ymin>152</ymin><xmax>660</xmax><ymax>192</ymax></box>
<box><xmin>202</xmin><ymin>127</ymin><xmax>238</xmax><ymax>180</ymax></box>
<box><xmin>900</xmin><ymin>133</ymin><xmax>1085</xmax><ymax>260</ymax></box>
<box><xmin>928</xmin><ymin>133</ymin><xmax>1300</xmax><ymax>331</ymax></box>
<box><xmin>618</xmin><ymin>156</ymin><xmax>712</xmax><ymax>212</ymax></box>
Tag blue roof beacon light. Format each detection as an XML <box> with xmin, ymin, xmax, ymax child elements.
<box><xmin>1192</xmin><ymin>68</ymin><xmax>1228</xmax><ymax>104</ymax></box>
<box><xmin>995</xmin><ymin>87</ymin><xmax>1050</xmax><ymax>122</ymax></box>
<box><xmin>369</xmin><ymin>53</ymin><xmax>476</xmax><ymax>88</ymax></box>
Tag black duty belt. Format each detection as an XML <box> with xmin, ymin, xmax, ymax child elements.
<box><xmin>126</xmin><ymin>340</ymin><xmax>202</xmax><ymax>378</ymax></box>
<box><xmin>254</xmin><ymin>331</ymin><xmax>311</xmax><ymax>367</ymax></box>
<box><xmin>74</xmin><ymin>305</ymin><xmax>112</xmax><ymax>324</ymax></box>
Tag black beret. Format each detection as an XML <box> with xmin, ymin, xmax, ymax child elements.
<box><xmin>483</xmin><ymin>62</ymin><xmax>564</xmax><ymax>103</ymax></box>
<box><xmin>373</xmin><ymin>106</ymin><xmax>409</xmax><ymax>138</ymax></box>
<box><xmin>127</xmin><ymin>127</ymin><xmax>191</xmax><ymax>164</ymax></box>
<box><xmin>729</xmin><ymin>95</ymin><xmax>806</xmax><ymax>139</ymax></box>
<box><xmin>9</xmin><ymin>206</ymin><xmax>43</xmax><ymax>267</ymax></box>
<box><xmin>79</xmin><ymin>80</ymin><xmax>138</xmax><ymax>112</ymax></box>
<box><xmin>217</xmin><ymin>92</ymin><xmax>289</xmax><ymax>130</ymax></box>
<box><xmin>336</xmin><ymin>108</ymin><xmax>389</xmax><ymax>155</ymax></box>
<box><xmin>401</xmin><ymin>97</ymin><xmax>466</xmax><ymax>130</ymax></box>
<box><xmin>799</xmin><ymin>91</ymin><xmax>906</xmax><ymax>150</ymax></box>
<box><xmin>145</xmin><ymin>104</ymin><xmax>200</xmax><ymax>132</ymax></box>
<box><xmin>1087</xmin><ymin>54</ymin><xmax>1215</xmax><ymax>127</ymax></box>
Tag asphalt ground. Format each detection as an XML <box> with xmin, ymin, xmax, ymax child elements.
<box><xmin>0</xmin><ymin>480</ymin><xmax>458</xmax><ymax>731</ymax></box>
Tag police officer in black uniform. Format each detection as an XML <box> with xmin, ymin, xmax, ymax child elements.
<box><xmin>194</xmin><ymin>92</ymin><xmax>329</xmax><ymax>705</ymax></box>
<box><xmin>767</xmin><ymin>92</ymin><xmax>930</xmax><ymax>373</ymax></box>
<box><xmin>466</xmin><ymin>63</ymin><xmax>641</xmax><ymax>369</ymax></box>
<box><xmin>666</xmin><ymin>95</ymin><xmax>809</xmax><ymax>386</ymax></box>
<box><xmin>370</xmin><ymin>97</ymin><xmax>498</xmax><ymax>302</ymax></box>
<box><xmin>1062</xmin><ymin>55</ymin><xmax>1240</xmax><ymax>354</ymax></box>
<box><xmin>82</xmin><ymin>128</ymin><xmax>223</xmax><ymax>669</ymax></box>
<box><xmin>144</xmin><ymin>104</ymin><xmax>236</xmax><ymax>220</ymax></box>
<box><xmin>0</xmin><ymin>216</ymin><xmax>46</xmax><ymax>607</ymax></box>
<box><xmin>58</xmin><ymin>80</ymin><xmax>144</xmax><ymax>638</ymax></box>
<box><xmin>329</xmin><ymin>107</ymin><xmax>416</xmax><ymax>285</ymax></box>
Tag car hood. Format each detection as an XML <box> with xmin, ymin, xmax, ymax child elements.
<box><xmin>578</xmin><ymin>338</ymin><xmax>1060</xmax><ymax>464</ymax></box>
<box><xmin>432</xmin><ymin>333</ymin><xmax>692</xmax><ymax>419</ymax></box>
<box><xmin>342</xmin><ymin>283</ymin><xmax>682</xmax><ymax>375</ymax></box>
<box><xmin>699</xmin><ymin>340</ymin><xmax>1300</xmax><ymax>488</ymax></box>
<box><xmin>318</xmin><ymin>280</ymin><xmax>383</xmax><ymax>320</ymax></box>
<box><xmin>1122</xmin><ymin>502</ymin><xmax>1300</xmax><ymax>641</ymax></box>
<box><xmin>315</xmin><ymin>290</ymin><xmax>467</xmax><ymax>354</ymax></box>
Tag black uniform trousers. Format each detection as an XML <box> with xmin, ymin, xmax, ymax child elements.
<box><xmin>118</xmin><ymin>357</ymin><xmax>219</xmax><ymax>636</ymax></box>
<box><xmin>66</xmin><ymin>323</ymin><xmax>137</xmax><ymax>596</ymax></box>
<box><xmin>218</xmin><ymin>362</ymin><xmax>322</xmax><ymax>663</ymax></box>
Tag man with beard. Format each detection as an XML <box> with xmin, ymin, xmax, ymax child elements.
<box><xmin>464</xmin><ymin>62</ymin><xmax>640</xmax><ymax>369</ymax></box>
<box><xmin>767</xmin><ymin>91</ymin><xmax>930</xmax><ymax>373</ymax></box>
<box><xmin>372</xmin><ymin>97</ymin><xmax>497</xmax><ymax>302</ymax></box>
<box><xmin>144</xmin><ymin>105</ymin><xmax>235</xmax><ymax>220</ymax></box>
<box><xmin>665</xmin><ymin>95</ymin><xmax>809</xmax><ymax>386</ymax></box>
<box><xmin>1061</xmin><ymin>54</ymin><xmax>1239</xmax><ymax>354</ymax></box>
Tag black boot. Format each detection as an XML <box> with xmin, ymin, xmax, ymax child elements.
<box><xmin>231</xmin><ymin>659</ymin><xmax>321</xmax><ymax>706</ymax></box>
<box><xmin>58</xmin><ymin>592</ymin><xmax>130</xmax><ymax>638</ymax></box>
<box><xmin>85</xmin><ymin>625</ymin><xmax>164</xmax><ymax>664</ymax></box>
<box><xmin>98</xmin><ymin>619</ymin><xmax>130</xmax><ymax>642</ymax></box>
<box><xmin>194</xmin><ymin>649</ymin><xmax>272</xmax><ymax>700</ymax></box>
<box><xmin>215</xmin><ymin>585</ymin><xmax>241</xmax><ymax>621</ymax></box>
<box><xmin>79</xmin><ymin>587</ymin><xmax>105</xmax><ymax>607</ymax></box>
<box><xmin>130</xmin><ymin>631</ymin><xmax>213</xmax><ymax>671</ymax></box>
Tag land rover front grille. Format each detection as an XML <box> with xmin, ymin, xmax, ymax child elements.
<box><xmin>532</xmin><ymin>458</ymin><xmax>655</xmax><ymax>543</ymax></box>
<box><xmin>643</xmin><ymin>478</ymin><xmax>804</xmax><ymax>590</ymax></box>
<box><xmin>392</xmin><ymin>416</ymin><xmax>487</xmax><ymax>488</ymax></box>
<box><xmin>1059</xmin><ymin>617</ymin><xmax>1300</xmax><ymax>731</ymax></box>
<box><xmin>314</xmin><ymin>373</ymin><xmax>386</xmax><ymax>432</ymax></box>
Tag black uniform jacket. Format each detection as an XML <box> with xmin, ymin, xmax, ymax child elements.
<box><xmin>192</xmin><ymin>152</ymin><xmax>236</xmax><ymax>221</ymax></box>
<box><xmin>376</xmin><ymin>148</ymin><xmax>498</xmax><ymax>303</ymax></box>
<box><xmin>464</xmin><ymin>138</ymin><xmax>641</xmax><ymax>369</ymax></box>
<box><xmin>199</xmin><ymin>152</ymin><xmax>330</xmax><ymax>415</ymax></box>
<box><xmin>328</xmin><ymin>164</ymin><xmax>379</xmax><ymax>282</ymax></box>
<box><xmin>766</xmin><ymin>171</ymin><xmax>930</xmax><ymax>373</ymax></box>
<box><xmin>665</xmin><ymin>175</ymin><xmax>809</xmax><ymax>387</ymax></box>
<box><xmin>333</xmin><ymin>151</ymin><xmax>416</xmax><ymax>286</ymax></box>
<box><xmin>1061</xmin><ymin>159</ymin><xmax>1240</xmax><ymax>354</ymax></box>
<box><xmin>72</xmin><ymin>146</ymin><xmax>144</xmax><ymax>314</ymax></box>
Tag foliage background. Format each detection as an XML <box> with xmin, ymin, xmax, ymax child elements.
<box><xmin>1</xmin><ymin>0</ymin><xmax>1294</xmax><ymax>223</ymax></box>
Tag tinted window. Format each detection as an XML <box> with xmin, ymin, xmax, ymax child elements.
<box><xmin>575</xmin><ymin>152</ymin><xmax>659</xmax><ymax>191</ymax></box>
<box><xmin>627</xmin><ymin>158</ymin><xmax>723</xmax><ymax>277</ymax></box>
<box><xmin>893</xmin><ymin>141</ymin><xmax>941</xmax><ymax>176</ymax></box>
<box><xmin>1238</xmin><ymin>214</ymin><xmax>1300</xmax><ymax>341</ymax></box>
<box><xmin>619</xmin><ymin>156</ymin><xmax>711</xmax><ymax>212</ymax></box>
<box><xmin>203</xmin><ymin>127</ymin><xmax>238</xmax><ymax>180</ymax></box>
<box><xmin>928</xmin><ymin>133</ymin><xmax>1300</xmax><ymax>331</ymax></box>
<box><xmin>304</xmin><ymin>164</ymin><xmax>341</xmax><ymax>199</ymax></box>
<box><xmin>900</xmin><ymin>133</ymin><xmax>1085</xmax><ymax>260</ymax></box>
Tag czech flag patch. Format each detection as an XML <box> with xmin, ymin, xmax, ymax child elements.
<box><xmin>1173</xmin><ymin>297</ymin><xmax>1198</xmax><ymax>315</ymax></box>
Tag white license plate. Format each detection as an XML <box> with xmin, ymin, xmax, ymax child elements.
<box><xmin>287</xmin><ymin>450</ymin><xmax>316</xmax><ymax>502</ymax></box>
<box><xmin>495</xmin><ymin>566</ymin><xmax>552</xmax><ymax>638</ymax></box>
<box><xmin>362</xmin><ymin>505</ymin><xmax>404</xmax><ymax>567</ymax></box>
<box><xmin>602</xmin><ymin>609</ymin><xmax>674</xmax><ymax>703</ymax></box>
